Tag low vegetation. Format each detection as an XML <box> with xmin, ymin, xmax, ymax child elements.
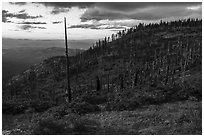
<box><xmin>2</xmin><ymin>100</ymin><xmax>201</xmax><ymax>135</ymax></box>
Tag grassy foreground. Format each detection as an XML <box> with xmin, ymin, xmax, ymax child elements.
<box><xmin>2</xmin><ymin>100</ymin><xmax>201</xmax><ymax>135</ymax></box>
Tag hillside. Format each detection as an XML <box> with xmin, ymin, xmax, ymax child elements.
<box><xmin>2</xmin><ymin>19</ymin><xmax>202</xmax><ymax>135</ymax></box>
<box><xmin>2</xmin><ymin>47</ymin><xmax>84</xmax><ymax>88</ymax></box>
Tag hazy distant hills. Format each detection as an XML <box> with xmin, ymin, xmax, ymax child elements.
<box><xmin>2</xmin><ymin>38</ymin><xmax>96</xmax><ymax>49</ymax></box>
<box><xmin>2</xmin><ymin>38</ymin><xmax>94</xmax><ymax>87</ymax></box>
<box><xmin>2</xmin><ymin>47</ymin><xmax>84</xmax><ymax>86</ymax></box>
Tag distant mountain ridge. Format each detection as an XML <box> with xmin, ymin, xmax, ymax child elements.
<box><xmin>2</xmin><ymin>38</ymin><xmax>96</xmax><ymax>49</ymax></box>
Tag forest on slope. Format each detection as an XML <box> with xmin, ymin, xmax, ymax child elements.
<box><xmin>2</xmin><ymin>18</ymin><xmax>202</xmax><ymax>135</ymax></box>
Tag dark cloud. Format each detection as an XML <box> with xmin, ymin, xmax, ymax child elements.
<box><xmin>2</xmin><ymin>10</ymin><xmax>9</xmax><ymax>22</ymax></box>
<box><xmin>36</xmin><ymin>26</ymin><xmax>46</xmax><ymax>29</ymax></box>
<box><xmin>94</xmin><ymin>2</ymin><xmax>200</xmax><ymax>12</ymax></box>
<box><xmin>81</xmin><ymin>8</ymin><xmax>125</xmax><ymax>22</ymax></box>
<box><xmin>19</xmin><ymin>25</ymin><xmax>34</xmax><ymax>30</ymax></box>
<box><xmin>36</xmin><ymin>2</ymin><xmax>95</xmax><ymax>8</ymax></box>
<box><xmin>19</xmin><ymin>25</ymin><xmax>46</xmax><ymax>30</ymax></box>
<box><xmin>52</xmin><ymin>21</ymin><xmax>63</xmax><ymax>24</ymax></box>
<box><xmin>35</xmin><ymin>2</ymin><xmax>96</xmax><ymax>14</ymax></box>
<box><xmin>69</xmin><ymin>24</ymin><xmax>103</xmax><ymax>29</ymax></box>
<box><xmin>13</xmin><ymin>29</ymin><xmax>20</xmax><ymax>31</ymax></box>
<box><xmin>2</xmin><ymin>10</ymin><xmax>43</xmax><ymax>22</ymax></box>
<box><xmin>80</xmin><ymin>2</ymin><xmax>202</xmax><ymax>21</ymax></box>
<box><xmin>2</xmin><ymin>10</ymin><xmax>14</xmax><ymax>23</ymax></box>
<box><xmin>9</xmin><ymin>2</ymin><xmax>27</xmax><ymax>5</ymax></box>
<box><xmin>17</xmin><ymin>21</ymin><xmax>47</xmax><ymax>24</ymax></box>
<box><xmin>19</xmin><ymin>9</ymin><xmax>26</xmax><ymax>13</ymax></box>
<box><xmin>69</xmin><ymin>24</ymin><xmax>97</xmax><ymax>29</ymax></box>
<box><xmin>51</xmin><ymin>7</ymin><xmax>69</xmax><ymax>14</ymax></box>
<box><xmin>69</xmin><ymin>23</ymin><xmax>126</xmax><ymax>30</ymax></box>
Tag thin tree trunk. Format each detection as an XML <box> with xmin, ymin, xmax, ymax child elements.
<box><xmin>64</xmin><ymin>17</ymin><xmax>71</xmax><ymax>103</ymax></box>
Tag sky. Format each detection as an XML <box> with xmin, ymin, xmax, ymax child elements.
<box><xmin>2</xmin><ymin>2</ymin><xmax>202</xmax><ymax>40</ymax></box>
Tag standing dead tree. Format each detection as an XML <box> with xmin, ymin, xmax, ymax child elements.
<box><xmin>96</xmin><ymin>75</ymin><xmax>101</xmax><ymax>91</ymax></box>
<box><xmin>64</xmin><ymin>17</ymin><xmax>71</xmax><ymax>103</ymax></box>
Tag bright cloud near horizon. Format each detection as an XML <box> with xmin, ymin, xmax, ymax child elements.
<box><xmin>2</xmin><ymin>2</ymin><xmax>202</xmax><ymax>40</ymax></box>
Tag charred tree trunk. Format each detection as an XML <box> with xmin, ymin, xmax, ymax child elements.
<box><xmin>120</xmin><ymin>74</ymin><xmax>124</xmax><ymax>90</ymax></box>
<box><xmin>64</xmin><ymin>17</ymin><xmax>71</xmax><ymax>103</ymax></box>
<box><xmin>165</xmin><ymin>65</ymin><xmax>169</xmax><ymax>85</ymax></box>
<box><xmin>96</xmin><ymin>76</ymin><xmax>101</xmax><ymax>91</ymax></box>
<box><xmin>133</xmin><ymin>71</ymin><xmax>138</xmax><ymax>88</ymax></box>
<box><xmin>107</xmin><ymin>71</ymin><xmax>110</xmax><ymax>92</ymax></box>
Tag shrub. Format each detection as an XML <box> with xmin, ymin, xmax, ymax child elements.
<box><xmin>34</xmin><ymin>104</ymin><xmax>71</xmax><ymax>122</ymax></box>
<box><xmin>30</xmin><ymin>100</ymin><xmax>54</xmax><ymax>113</ymax></box>
<box><xmin>2</xmin><ymin>100</ymin><xmax>29</xmax><ymax>115</ymax></box>
<box><xmin>2</xmin><ymin>99</ymin><xmax>55</xmax><ymax>115</ymax></box>
<box><xmin>105</xmin><ymin>89</ymin><xmax>142</xmax><ymax>111</ymax></box>
<box><xmin>32</xmin><ymin>114</ymin><xmax>100</xmax><ymax>135</ymax></box>
<box><xmin>82</xmin><ymin>94</ymin><xmax>107</xmax><ymax>105</ymax></box>
<box><xmin>182</xmin><ymin>81</ymin><xmax>202</xmax><ymax>101</ymax></box>
<box><xmin>105</xmin><ymin>86</ymin><xmax>189</xmax><ymax>111</ymax></box>
<box><xmin>70</xmin><ymin>101</ymin><xmax>100</xmax><ymax>115</ymax></box>
<box><xmin>32</xmin><ymin>117</ymin><xmax>67</xmax><ymax>135</ymax></box>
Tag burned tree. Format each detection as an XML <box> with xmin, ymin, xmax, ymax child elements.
<box><xmin>64</xmin><ymin>17</ymin><xmax>71</xmax><ymax>103</ymax></box>
<box><xmin>96</xmin><ymin>75</ymin><xmax>101</xmax><ymax>91</ymax></box>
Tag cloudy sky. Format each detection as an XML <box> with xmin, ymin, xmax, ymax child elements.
<box><xmin>2</xmin><ymin>2</ymin><xmax>202</xmax><ymax>40</ymax></box>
